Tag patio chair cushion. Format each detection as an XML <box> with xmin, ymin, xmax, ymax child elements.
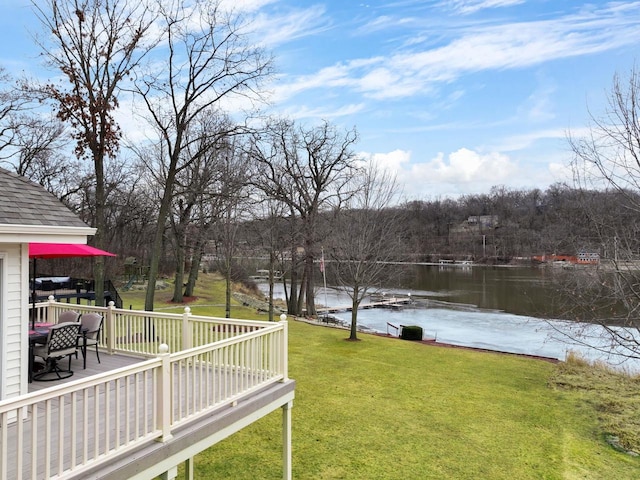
<box><xmin>58</xmin><ymin>310</ymin><xmax>80</xmax><ymax>323</ymax></box>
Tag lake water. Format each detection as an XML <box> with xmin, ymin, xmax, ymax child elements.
<box><xmin>257</xmin><ymin>264</ymin><xmax>640</xmax><ymax>372</ymax></box>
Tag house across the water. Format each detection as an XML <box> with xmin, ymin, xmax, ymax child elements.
<box><xmin>532</xmin><ymin>252</ymin><xmax>600</xmax><ymax>265</ymax></box>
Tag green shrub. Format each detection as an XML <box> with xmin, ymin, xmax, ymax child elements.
<box><xmin>400</xmin><ymin>325</ymin><xmax>423</xmax><ymax>341</ymax></box>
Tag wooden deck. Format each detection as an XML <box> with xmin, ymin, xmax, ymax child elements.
<box><xmin>4</xmin><ymin>302</ymin><xmax>294</xmax><ymax>479</ymax></box>
<box><xmin>28</xmin><ymin>350</ymin><xmax>146</xmax><ymax>393</ymax></box>
<box><xmin>84</xmin><ymin>380</ymin><xmax>295</xmax><ymax>480</ymax></box>
<box><xmin>15</xmin><ymin>349</ymin><xmax>294</xmax><ymax>479</ymax></box>
<box><xmin>29</xmin><ymin>350</ymin><xmax>145</xmax><ymax>393</ymax></box>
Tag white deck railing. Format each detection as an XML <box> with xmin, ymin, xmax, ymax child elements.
<box><xmin>38</xmin><ymin>297</ymin><xmax>271</xmax><ymax>356</ymax></box>
<box><xmin>2</xmin><ymin>301</ymin><xmax>288</xmax><ymax>479</ymax></box>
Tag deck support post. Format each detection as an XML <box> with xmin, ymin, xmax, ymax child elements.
<box><xmin>185</xmin><ymin>457</ymin><xmax>194</xmax><ymax>480</ymax></box>
<box><xmin>159</xmin><ymin>465</ymin><xmax>178</xmax><ymax>479</ymax></box>
<box><xmin>282</xmin><ymin>399</ymin><xmax>293</xmax><ymax>480</ymax></box>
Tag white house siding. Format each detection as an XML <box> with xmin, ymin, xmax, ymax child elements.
<box><xmin>0</xmin><ymin>243</ymin><xmax>25</xmax><ymax>400</ymax></box>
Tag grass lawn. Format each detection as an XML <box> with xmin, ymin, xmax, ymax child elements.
<box><xmin>125</xmin><ymin>275</ymin><xmax>640</xmax><ymax>479</ymax></box>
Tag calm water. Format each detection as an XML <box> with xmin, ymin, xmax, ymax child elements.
<box><xmin>258</xmin><ymin>264</ymin><xmax>640</xmax><ymax>371</ymax></box>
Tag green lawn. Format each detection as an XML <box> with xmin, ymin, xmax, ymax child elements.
<box><xmin>125</xmin><ymin>276</ymin><xmax>640</xmax><ymax>479</ymax></box>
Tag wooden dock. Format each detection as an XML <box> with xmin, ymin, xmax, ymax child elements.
<box><xmin>316</xmin><ymin>297</ymin><xmax>412</xmax><ymax>315</ymax></box>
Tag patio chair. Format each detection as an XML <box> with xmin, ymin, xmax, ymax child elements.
<box><xmin>78</xmin><ymin>313</ymin><xmax>103</xmax><ymax>369</ymax></box>
<box><xmin>32</xmin><ymin>322</ymin><xmax>82</xmax><ymax>381</ymax></box>
<box><xmin>58</xmin><ymin>310</ymin><xmax>80</xmax><ymax>323</ymax></box>
<box><xmin>57</xmin><ymin>311</ymin><xmax>82</xmax><ymax>360</ymax></box>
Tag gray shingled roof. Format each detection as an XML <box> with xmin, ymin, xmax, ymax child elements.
<box><xmin>0</xmin><ymin>167</ymin><xmax>89</xmax><ymax>228</ymax></box>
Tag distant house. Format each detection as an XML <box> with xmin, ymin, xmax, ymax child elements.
<box><xmin>576</xmin><ymin>251</ymin><xmax>600</xmax><ymax>264</ymax></box>
<box><xmin>532</xmin><ymin>252</ymin><xmax>600</xmax><ymax>265</ymax></box>
<box><xmin>0</xmin><ymin>167</ymin><xmax>95</xmax><ymax>399</ymax></box>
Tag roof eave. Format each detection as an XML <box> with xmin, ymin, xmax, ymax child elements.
<box><xmin>0</xmin><ymin>224</ymin><xmax>96</xmax><ymax>244</ymax></box>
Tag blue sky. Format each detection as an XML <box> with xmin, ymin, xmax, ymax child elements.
<box><xmin>1</xmin><ymin>1</ymin><xmax>640</xmax><ymax>200</ymax></box>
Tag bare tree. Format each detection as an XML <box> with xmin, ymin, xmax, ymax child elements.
<box><xmin>328</xmin><ymin>163</ymin><xmax>402</xmax><ymax>340</ymax></box>
<box><xmin>192</xmin><ymin>134</ymin><xmax>253</xmax><ymax>317</ymax></box>
<box><xmin>0</xmin><ymin>68</ymin><xmax>38</xmax><ymax>159</ymax></box>
<box><xmin>102</xmin><ymin>160</ymin><xmax>157</xmax><ymax>260</ymax></box>
<box><xmin>169</xmin><ymin>118</ymin><xmax>248</xmax><ymax>306</ymax></box>
<box><xmin>251</xmin><ymin>118</ymin><xmax>359</xmax><ymax>316</ymax></box>
<box><xmin>31</xmin><ymin>0</ymin><xmax>157</xmax><ymax>305</ymax></box>
<box><xmin>12</xmin><ymin>116</ymin><xmax>68</xmax><ymax>176</ymax></box>
<box><xmin>168</xmin><ymin>113</ymin><xmax>227</xmax><ymax>302</ymax></box>
<box><xmin>0</xmin><ymin>68</ymin><xmax>61</xmax><ymax>173</ymax></box>
<box><xmin>244</xmin><ymin>197</ymin><xmax>290</xmax><ymax>321</ymax></box>
<box><xmin>564</xmin><ymin>67</ymin><xmax>640</xmax><ymax>360</ymax></box>
<box><xmin>135</xmin><ymin>0</ymin><xmax>272</xmax><ymax>311</ymax></box>
<box><xmin>0</xmin><ymin>113</ymin><xmax>87</xmax><ymax>203</ymax></box>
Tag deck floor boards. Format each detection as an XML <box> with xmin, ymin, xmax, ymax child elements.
<box><xmin>9</xmin><ymin>351</ymin><xmax>285</xmax><ymax>479</ymax></box>
<box><xmin>28</xmin><ymin>350</ymin><xmax>146</xmax><ymax>393</ymax></box>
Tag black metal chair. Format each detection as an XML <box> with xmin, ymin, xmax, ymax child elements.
<box><xmin>32</xmin><ymin>322</ymin><xmax>82</xmax><ymax>381</ymax></box>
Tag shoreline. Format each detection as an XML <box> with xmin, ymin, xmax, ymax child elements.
<box><xmin>294</xmin><ymin>315</ymin><xmax>561</xmax><ymax>364</ymax></box>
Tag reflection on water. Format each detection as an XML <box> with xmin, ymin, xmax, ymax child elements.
<box><xmin>256</xmin><ymin>265</ymin><xmax>640</xmax><ymax>372</ymax></box>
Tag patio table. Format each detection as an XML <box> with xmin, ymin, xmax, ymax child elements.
<box><xmin>28</xmin><ymin>323</ymin><xmax>53</xmax><ymax>383</ymax></box>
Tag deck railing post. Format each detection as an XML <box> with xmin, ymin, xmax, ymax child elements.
<box><xmin>156</xmin><ymin>344</ymin><xmax>173</xmax><ymax>442</ymax></box>
<box><xmin>182</xmin><ymin>307</ymin><xmax>192</xmax><ymax>351</ymax></box>
<box><xmin>279</xmin><ymin>315</ymin><xmax>288</xmax><ymax>381</ymax></box>
<box><xmin>46</xmin><ymin>295</ymin><xmax>56</xmax><ymax>323</ymax></box>
<box><xmin>106</xmin><ymin>301</ymin><xmax>115</xmax><ymax>354</ymax></box>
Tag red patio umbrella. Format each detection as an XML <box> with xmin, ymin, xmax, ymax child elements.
<box><xmin>29</xmin><ymin>243</ymin><xmax>116</xmax><ymax>328</ymax></box>
<box><xmin>29</xmin><ymin>243</ymin><xmax>117</xmax><ymax>259</ymax></box>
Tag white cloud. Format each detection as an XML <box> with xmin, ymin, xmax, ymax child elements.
<box><xmin>548</xmin><ymin>161</ymin><xmax>573</xmax><ymax>183</ymax></box>
<box><xmin>427</xmin><ymin>148</ymin><xmax>515</xmax><ymax>183</ymax></box>
<box><xmin>282</xmin><ymin>103</ymin><xmax>367</xmax><ymax>120</ymax></box>
<box><xmin>361</xmin><ymin>149</ymin><xmax>412</xmax><ymax>173</ymax></box>
<box><xmin>274</xmin><ymin>3</ymin><xmax>640</xmax><ymax>102</ymax></box>
<box><xmin>360</xmin><ymin>148</ymin><xmax>523</xmax><ymax>198</ymax></box>
<box><xmin>219</xmin><ymin>0</ymin><xmax>278</xmax><ymax>14</ymax></box>
<box><xmin>270</xmin><ymin>60</ymin><xmax>381</xmax><ymax>103</ymax></box>
<box><xmin>249</xmin><ymin>4</ymin><xmax>331</xmax><ymax>47</ymax></box>
<box><xmin>388</xmin><ymin>15</ymin><xmax>638</xmax><ymax>85</ymax></box>
<box><xmin>487</xmin><ymin>128</ymin><xmax>569</xmax><ymax>152</ymax></box>
<box><xmin>446</xmin><ymin>0</ymin><xmax>525</xmax><ymax>15</ymax></box>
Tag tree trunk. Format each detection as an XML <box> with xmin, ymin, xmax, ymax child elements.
<box><xmin>297</xmin><ymin>268</ymin><xmax>307</xmax><ymax>316</ymax></box>
<box><xmin>172</xmin><ymin>237</ymin><xmax>185</xmax><ymax>303</ymax></box>
<box><xmin>281</xmin><ymin>276</ymin><xmax>290</xmax><ymax>313</ymax></box>
<box><xmin>268</xmin><ymin>250</ymin><xmax>276</xmax><ymax>321</ymax></box>
<box><xmin>349</xmin><ymin>291</ymin><xmax>360</xmax><ymax>341</ymax></box>
<box><xmin>225</xmin><ymin>262</ymin><xmax>232</xmax><ymax>318</ymax></box>
<box><xmin>145</xmin><ymin>165</ymin><xmax>177</xmax><ymax>311</ymax></box>
<box><xmin>184</xmin><ymin>240</ymin><xmax>203</xmax><ymax>297</ymax></box>
<box><xmin>93</xmin><ymin>152</ymin><xmax>106</xmax><ymax>306</ymax></box>
<box><xmin>304</xmin><ymin>253</ymin><xmax>316</xmax><ymax>316</ymax></box>
<box><xmin>287</xmin><ymin>244</ymin><xmax>299</xmax><ymax>315</ymax></box>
